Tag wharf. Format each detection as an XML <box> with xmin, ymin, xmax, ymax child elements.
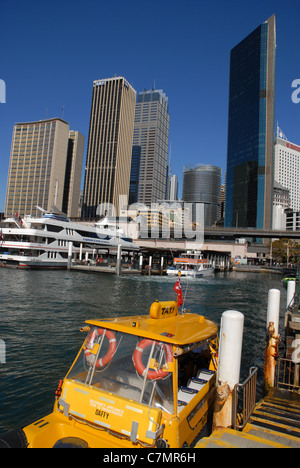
<box><xmin>71</xmin><ymin>264</ymin><xmax>142</xmax><ymax>275</ymax></box>
<box><xmin>197</xmin><ymin>389</ymin><xmax>300</xmax><ymax>448</ymax></box>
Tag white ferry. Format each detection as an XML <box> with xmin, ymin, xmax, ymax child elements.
<box><xmin>0</xmin><ymin>209</ymin><xmax>138</xmax><ymax>269</ymax></box>
<box><xmin>166</xmin><ymin>254</ymin><xmax>214</xmax><ymax>278</ymax></box>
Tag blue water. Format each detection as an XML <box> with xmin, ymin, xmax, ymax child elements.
<box><xmin>0</xmin><ymin>268</ymin><xmax>287</xmax><ymax>433</ymax></box>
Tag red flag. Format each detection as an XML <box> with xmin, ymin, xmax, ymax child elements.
<box><xmin>173</xmin><ymin>277</ymin><xmax>183</xmax><ymax>307</ymax></box>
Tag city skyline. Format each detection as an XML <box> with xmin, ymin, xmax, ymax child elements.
<box><xmin>1</xmin><ymin>0</ymin><xmax>300</xmax><ymax>213</ymax></box>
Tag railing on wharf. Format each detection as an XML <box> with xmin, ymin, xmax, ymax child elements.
<box><xmin>276</xmin><ymin>358</ymin><xmax>300</xmax><ymax>392</ymax></box>
<box><xmin>232</xmin><ymin>366</ymin><xmax>258</xmax><ymax>430</ymax></box>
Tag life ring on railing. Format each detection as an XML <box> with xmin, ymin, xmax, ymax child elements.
<box><xmin>84</xmin><ymin>328</ymin><xmax>116</xmax><ymax>368</ymax></box>
<box><xmin>133</xmin><ymin>339</ymin><xmax>173</xmax><ymax>380</ymax></box>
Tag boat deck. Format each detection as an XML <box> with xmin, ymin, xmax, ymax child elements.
<box><xmin>196</xmin><ymin>388</ymin><xmax>300</xmax><ymax>448</ymax></box>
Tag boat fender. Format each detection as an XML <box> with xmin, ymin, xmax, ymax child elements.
<box><xmin>0</xmin><ymin>428</ymin><xmax>28</xmax><ymax>448</ymax></box>
<box><xmin>84</xmin><ymin>328</ymin><xmax>116</xmax><ymax>368</ymax></box>
<box><xmin>133</xmin><ymin>339</ymin><xmax>173</xmax><ymax>380</ymax></box>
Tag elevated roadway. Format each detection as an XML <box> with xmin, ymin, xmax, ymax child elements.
<box><xmin>204</xmin><ymin>227</ymin><xmax>300</xmax><ymax>241</ymax></box>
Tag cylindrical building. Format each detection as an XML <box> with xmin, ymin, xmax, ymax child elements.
<box><xmin>182</xmin><ymin>165</ymin><xmax>221</xmax><ymax>227</ymax></box>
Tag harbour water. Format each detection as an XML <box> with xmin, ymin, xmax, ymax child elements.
<box><xmin>0</xmin><ymin>268</ymin><xmax>287</xmax><ymax>433</ymax></box>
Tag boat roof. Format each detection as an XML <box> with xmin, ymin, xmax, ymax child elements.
<box><xmin>85</xmin><ymin>300</ymin><xmax>218</xmax><ymax>346</ymax></box>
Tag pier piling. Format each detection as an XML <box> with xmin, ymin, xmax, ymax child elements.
<box><xmin>67</xmin><ymin>241</ymin><xmax>73</xmax><ymax>270</ymax></box>
<box><xmin>214</xmin><ymin>310</ymin><xmax>244</xmax><ymax>429</ymax></box>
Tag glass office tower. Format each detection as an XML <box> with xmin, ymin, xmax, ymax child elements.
<box><xmin>225</xmin><ymin>15</ymin><xmax>276</xmax><ymax>229</ymax></box>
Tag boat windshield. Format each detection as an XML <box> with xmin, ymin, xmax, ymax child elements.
<box><xmin>67</xmin><ymin>327</ymin><xmax>174</xmax><ymax>414</ymax></box>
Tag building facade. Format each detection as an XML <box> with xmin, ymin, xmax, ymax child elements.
<box><xmin>82</xmin><ymin>77</ymin><xmax>136</xmax><ymax>218</ymax></box>
<box><xmin>274</xmin><ymin>133</ymin><xmax>300</xmax><ymax>212</ymax></box>
<box><xmin>182</xmin><ymin>165</ymin><xmax>221</xmax><ymax>227</ymax></box>
<box><xmin>133</xmin><ymin>89</ymin><xmax>170</xmax><ymax>206</ymax></box>
<box><xmin>62</xmin><ymin>130</ymin><xmax>85</xmax><ymax>217</ymax></box>
<box><xmin>169</xmin><ymin>174</ymin><xmax>178</xmax><ymax>201</ymax></box>
<box><xmin>225</xmin><ymin>15</ymin><xmax>276</xmax><ymax>229</ymax></box>
<box><xmin>5</xmin><ymin>118</ymin><xmax>84</xmax><ymax>218</ymax></box>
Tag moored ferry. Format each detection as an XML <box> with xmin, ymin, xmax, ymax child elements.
<box><xmin>0</xmin><ymin>300</ymin><xmax>218</xmax><ymax>448</ymax></box>
<box><xmin>0</xmin><ymin>209</ymin><xmax>138</xmax><ymax>269</ymax></box>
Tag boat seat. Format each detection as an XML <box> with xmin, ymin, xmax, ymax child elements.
<box><xmin>177</xmin><ymin>369</ymin><xmax>216</xmax><ymax>413</ymax></box>
<box><xmin>197</xmin><ymin>368</ymin><xmax>215</xmax><ymax>381</ymax></box>
<box><xmin>177</xmin><ymin>386</ymin><xmax>198</xmax><ymax>405</ymax></box>
<box><xmin>187</xmin><ymin>377</ymin><xmax>207</xmax><ymax>391</ymax></box>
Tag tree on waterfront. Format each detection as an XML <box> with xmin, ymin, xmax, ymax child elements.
<box><xmin>269</xmin><ymin>238</ymin><xmax>300</xmax><ymax>265</ymax></box>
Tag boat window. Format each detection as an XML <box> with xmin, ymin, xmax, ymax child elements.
<box><xmin>46</xmin><ymin>225</ymin><xmax>64</xmax><ymax>233</ymax></box>
<box><xmin>67</xmin><ymin>328</ymin><xmax>174</xmax><ymax>414</ymax></box>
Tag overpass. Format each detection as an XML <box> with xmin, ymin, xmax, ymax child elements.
<box><xmin>204</xmin><ymin>227</ymin><xmax>300</xmax><ymax>241</ymax></box>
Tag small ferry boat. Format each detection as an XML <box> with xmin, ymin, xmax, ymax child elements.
<box><xmin>0</xmin><ymin>209</ymin><xmax>138</xmax><ymax>269</ymax></box>
<box><xmin>0</xmin><ymin>300</ymin><xmax>218</xmax><ymax>448</ymax></box>
<box><xmin>166</xmin><ymin>254</ymin><xmax>214</xmax><ymax>278</ymax></box>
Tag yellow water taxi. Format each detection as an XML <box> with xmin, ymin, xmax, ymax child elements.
<box><xmin>1</xmin><ymin>300</ymin><xmax>218</xmax><ymax>448</ymax></box>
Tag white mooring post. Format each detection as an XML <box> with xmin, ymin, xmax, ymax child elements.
<box><xmin>116</xmin><ymin>244</ymin><xmax>122</xmax><ymax>276</ymax></box>
<box><xmin>214</xmin><ymin>310</ymin><xmax>244</xmax><ymax>429</ymax></box>
<box><xmin>67</xmin><ymin>241</ymin><xmax>73</xmax><ymax>270</ymax></box>
<box><xmin>287</xmin><ymin>280</ymin><xmax>296</xmax><ymax>309</ymax></box>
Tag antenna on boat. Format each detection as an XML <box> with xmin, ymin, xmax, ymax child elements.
<box><xmin>51</xmin><ymin>205</ymin><xmax>68</xmax><ymax>217</ymax></box>
<box><xmin>35</xmin><ymin>206</ymin><xmax>47</xmax><ymax>214</ymax></box>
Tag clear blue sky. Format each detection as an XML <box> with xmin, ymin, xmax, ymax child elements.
<box><xmin>1</xmin><ymin>0</ymin><xmax>299</xmax><ymax>212</ymax></box>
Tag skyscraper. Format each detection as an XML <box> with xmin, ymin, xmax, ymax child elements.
<box><xmin>169</xmin><ymin>174</ymin><xmax>178</xmax><ymax>201</ymax></box>
<box><xmin>82</xmin><ymin>76</ymin><xmax>136</xmax><ymax>218</ymax></box>
<box><xmin>5</xmin><ymin>118</ymin><xmax>84</xmax><ymax>218</ymax></box>
<box><xmin>274</xmin><ymin>128</ymin><xmax>300</xmax><ymax>212</ymax></box>
<box><xmin>225</xmin><ymin>15</ymin><xmax>276</xmax><ymax>229</ymax></box>
<box><xmin>133</xmin><ymin>89</ymin><xmax>170</xmax><ymax>206</ymax></box>
<box><xmin>62</xmin><ymin>130</ymin><xmax>85</xmax><ymax>217</ymax></box>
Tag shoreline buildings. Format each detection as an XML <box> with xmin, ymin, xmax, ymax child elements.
<box><xmin>273</xmin><ymin>128</ymin><xmax>300</xmax><ymax>231</ymax></box>
<box><xmin>225</xmin><ymin>15</ymin><xmax>276</xmax><ymax>229</ymax></box>
<box><xmin>5</xmin><ymin>118</ymin><xmax>84</xmax><ymax>218</ymax></box>
<box><xmin>82</xmin><ymin>77</ymin><xmax>136</xmax><ymax>218</ymax></box>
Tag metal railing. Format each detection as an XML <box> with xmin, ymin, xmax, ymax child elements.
<box><xmin>276</xmin><ymin>358</ymin><xmax>300</xmax><ymax>392</ymax></box>
<box><xmin>232</xmin><ymin>367</ymin><xmax>258</xmax><ymax>430</ymax></box>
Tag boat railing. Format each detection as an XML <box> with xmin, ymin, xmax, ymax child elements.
<box><xmin>232</xmin><ymin>366</ymin><xmax>258</xmax><ymax>430</ymax></box>
<box><xmin>276</xmin><ymin>358</ymin><xmax>300</xmax><ymax>392</ymax></box>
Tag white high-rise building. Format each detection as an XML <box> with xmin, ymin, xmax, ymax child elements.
<box><xmin>274</xmin><ymin>127</ymin><xmax>300</xmax><ymax>212</ymax></box>
<box><xmin>169</xmin><ymin>174</ymin><xmax>178</xmax><ymax>201</ymax></box>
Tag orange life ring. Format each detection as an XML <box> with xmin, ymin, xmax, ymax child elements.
<box><xmin>133</xmin><ymin>339</ymin><xmax>173</xmax><ymax>380</ymax></box>
<box><xmin>84</xmin><ymin>328</ymin><xmax>116</xmax><ymax>368</ymax></box>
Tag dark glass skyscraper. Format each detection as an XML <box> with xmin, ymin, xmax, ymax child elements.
<box><xmin>225</xmin><ymin>15</ymin><xmax>276</xmax><ymax>229</ymax></box>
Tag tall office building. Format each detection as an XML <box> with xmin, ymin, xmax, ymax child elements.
<box><xmin>169</xmin><ymin>174</ymin><xmax>178</xmax><ymax>201</ymax></box>
<box><xmin>274</xmin><ymin>128</ymin><xmax>300</xmax><ymax>212</ymax></box>
<box><xmin>133</xmin><ymin>88</ymin><xmax>170</xmax><ymax>206</ymax></box>
<box><xmin>5</xmin><ymin>118</ymin><xmax>84</xmax><ymax>218</ymax></box>
<box><xmin>225</xmin><ymin>15</ymin><xmax>276</xmax><ymax>229</ymax></box>
<box><xmin>82</xmin><ymin>76</ymin><xmax>136</xmax><ymax>218</ymax></box>
<box><xmin>62</xmin><ymin>130</ymin><xmax>85</xmax><ymax>217</ymax></box>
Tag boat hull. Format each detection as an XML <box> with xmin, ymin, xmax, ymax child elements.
<box><xmin>166</xmin><ymin>268</ymin><xmax>214</xmax><ymax>278</ymax></box>
<box><xmin>0</xmin><ymin>259</ymin><xmax>67</xmax><ymax>270</ymax></box>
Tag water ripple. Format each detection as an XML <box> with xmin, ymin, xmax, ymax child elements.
<box><xmin>0</xmin><ymin>269</ymin><xmax>286</xmax><ymax>432</ymax></box>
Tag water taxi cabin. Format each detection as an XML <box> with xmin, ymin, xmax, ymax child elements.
<box><xmin>20</xmin><ymin>301</ymin><xmax>218</xmax><ymax>448</ymax></box>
